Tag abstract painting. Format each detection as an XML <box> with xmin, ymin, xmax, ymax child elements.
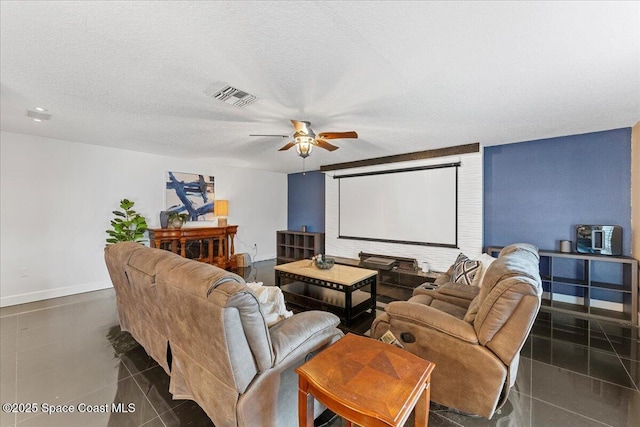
<box><xmin>165</xmin><ymin>171</ymin><xmax>215</xmax><ymax>221</ymax></box>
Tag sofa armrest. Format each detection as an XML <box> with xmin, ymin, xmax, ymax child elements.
<box><xmin>434</xmin><ymin>271</ymin><xmax>451</xmax><ymax>286</ymax></box>
<box><xmin>269</xmin><ymin>311</ymin><xmax>342</xmax><ymax>365</ymax></box>
<box><xmin>437</xmin><ymin>282</ymin><xmax>480</xmax><ymax>300</ymax></box>
<box><xmin>385</xmin><ymin>301</ymin><xmax>478</xmax><ymax>344</ymax></box>
<box><xmin>413</xmin><ymin>282</ymin><xmax>479</xmax><ymax>309</ymax></box>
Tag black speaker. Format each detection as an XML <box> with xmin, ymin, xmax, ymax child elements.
<box><xmin>575</xmin><ymin>225</ymin><xmax>622</xmax><ymax>256</ymax></box>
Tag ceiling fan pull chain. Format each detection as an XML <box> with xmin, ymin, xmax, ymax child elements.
<box><xmin>302</xmin><ymin>157</ymin><xmax>306</xmax><ymax>175</ymax></box>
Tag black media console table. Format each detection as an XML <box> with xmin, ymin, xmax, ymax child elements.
<box><xmin>329</xmin><ymin>252</ymin><xmax>439</xmax><ymax>304</ymax></box>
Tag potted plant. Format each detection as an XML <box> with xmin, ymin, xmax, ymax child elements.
<box><xmin>106</xmin><ymin>199</ymin><xmax>148</xmax><ymax>244</ymax></box>
<box><xmin>168</xmin><ymin>212</ymin><xmax>189</xmax><ymax>229</ymax></box>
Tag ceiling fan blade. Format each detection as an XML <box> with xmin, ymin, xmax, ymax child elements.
<box><xmin>318</xmin><ymin>131</ymin><xmax>358</xmax><ymax>139</ymax></box>
<box><xmin>315</xmin><ymin>139</ymin><xmax>339</xmax><ymax>151</ymax></box>
<box><xmin>249</xmin><ymin>134</ymin><xmax>289</xmax><ymax>138</ymax></box>
<box><xmin>278</xmin><ymin>141</ymin><xmax>296</xmax><ymax>151</ymax></box>
<box><xmin>291</xmin><ymin>119</ymin><xmax>311</xmax><ymax>134</ymax></box>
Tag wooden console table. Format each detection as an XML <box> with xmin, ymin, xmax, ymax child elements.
<box><xmin>148</xmin><ymin>226</ymin><xmax>237</xmax><ymax>270</ymax></box>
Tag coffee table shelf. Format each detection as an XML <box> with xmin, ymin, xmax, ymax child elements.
<box><xmin>274</xmin><ymin>260</ymin><xmax>377</xmax><ymax>325</ymax></box>
<box><xmin>280</xmin><ymin>282</ymin><xmax>373</xmax><ymax>322</ymax></box>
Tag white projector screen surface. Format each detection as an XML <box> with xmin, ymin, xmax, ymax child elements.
<box><xmin>338</xmin><ymin>165</ymin><xmax>458</xmax><ymax>247</ymax></box>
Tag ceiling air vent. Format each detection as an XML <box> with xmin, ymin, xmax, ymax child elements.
<box><xmin>205</xmin><ymin>82</ymin><xmax>257</xmax><ymax>108</ymax></box>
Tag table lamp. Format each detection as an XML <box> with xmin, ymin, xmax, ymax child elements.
<box><xmin>215</xmin><ymin>199</ymin><xmax>229</xmax><ymax>226</ymax></box>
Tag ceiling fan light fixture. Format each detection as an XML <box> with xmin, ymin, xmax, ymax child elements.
<box><xmin>254</xmin><ymin>119</ymin><xmax>357</xmax><ymax>158</ymax></box>
<box><xmin>295</xmin><ymin>137</ymin><xmax>314</xmax><ymax>158</ymax></box>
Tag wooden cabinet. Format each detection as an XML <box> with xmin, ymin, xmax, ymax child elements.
<box><xmin>149</xmin><ymin>226</ymin><xmax>238</xmax><ymax>270</ymax></box>
<box><xmin>276</xmin><ymin>230</ymin><xmax>324</xmax><ymax>264</ymax></box>
<box><xmin>488</xmin><ymin>247</ymin><xmax>638</xmax><ymax>326</ymax></box>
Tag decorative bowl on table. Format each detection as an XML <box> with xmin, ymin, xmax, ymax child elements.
<box><xmin>313</xmin><ymin>255</ymin><xmax>335</xmax><ymax>270</ymax></box>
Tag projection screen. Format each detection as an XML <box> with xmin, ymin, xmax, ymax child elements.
<box><xmin>337</xmin><ymin>163</ymin><xmax>459</xmax><ymax>247</ymax></box>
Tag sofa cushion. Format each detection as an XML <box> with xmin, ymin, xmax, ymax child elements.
<box><xmin>451</xmin><ymin>253</ymin><xmax>481</xmax><ymax>285</ymax></box>
<box><xmin>430</xmin><ymin>300</ymin><xmax>468</xmax><ymax>319</ymax></box>
<box><xmin>473</xmin><ymin>243</ymin><xmax>541</xmax><ymax>347</ymax></box>
<box><xmin>463</xmin><ymin>296</ymin><xmax>480</xmax><ymax>323</ymax></box>
<box><xmin>437</xmin><ymin>282</ymin><xmax>480</xmax><ymax>301</ymax></box>
<box><xmin>408</xmin><ymin>294</ymin><xmax>467</xmax><ymax>320</ymax></box>
<box><xmin>471</xmin><ymin>253</ymin><xmax>497</xmax><ymax>287</ymax></box>
<box><xmin>269</xmin><ymin>311</ymin><xmax>341</xmax><ymax>365</ymax></box>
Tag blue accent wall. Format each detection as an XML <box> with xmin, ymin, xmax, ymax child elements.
<box><xmin>484</xmin><ymin>128</ymin><xmax>631</xmax><ymax>255</ymax></box>
<box><xmin>287</xmin><ymin>170</ymin><xmax>325</xmax><ymax>232</ymax></box>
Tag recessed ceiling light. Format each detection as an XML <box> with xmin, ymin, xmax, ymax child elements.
<box><xmin>25</xmin><ymin>109</ymin><xmax>52</xmax><ymax>121</ymax></box>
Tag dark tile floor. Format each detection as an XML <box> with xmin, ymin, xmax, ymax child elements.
<box><xmin>1</xmin><ymin>260</ymin><xmax>639</xmax><ymax>426</ymax></box>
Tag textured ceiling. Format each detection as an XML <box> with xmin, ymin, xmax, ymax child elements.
<box><xmin>1</xmin><ymin>1</ymin><xmax>638</xmax><ymax>173</ymax></box>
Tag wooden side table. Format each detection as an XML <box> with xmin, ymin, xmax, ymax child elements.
<box><xmin>296</xmin><ymin>333</ymin><xmax>435</xmax><ymax>427</ymax></box>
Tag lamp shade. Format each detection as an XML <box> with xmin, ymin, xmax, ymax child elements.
<box><xmin>296</xmin><ymin>139</ymin><xmax>313</xmax><ymax>158</ymax></box>
<box><xmin>214</xmin><ymin>199</ymin><xmax>228</xmax><ymax>216</ymax></box>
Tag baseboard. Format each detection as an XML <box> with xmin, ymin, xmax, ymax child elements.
<box><xmin>0</xmin><ymin>280</ymin><xmax>112</xmax><ymax>308</ymax></box>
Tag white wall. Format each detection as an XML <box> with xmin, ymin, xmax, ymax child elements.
<box><xmin>324</xmin><ymin>151</ymin><xmax>483</xmax><ymax>272</ymax></box>
<box><xmin>0</xmin><ymin>131</ymin><xmax>287</xmax><ymax>307</ymax></box>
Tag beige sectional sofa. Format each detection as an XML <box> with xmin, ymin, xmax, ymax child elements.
<box><xmin>105</xmin><ymin>242</ymin><xmax>343</xmax><ymax>427</ymax></box>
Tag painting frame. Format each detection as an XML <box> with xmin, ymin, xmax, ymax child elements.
<box><xmin>165</xmin><ymin>171</ymin><xmax>215</xmax><ymax>221</ymax></box>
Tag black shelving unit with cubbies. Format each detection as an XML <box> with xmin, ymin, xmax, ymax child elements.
<box><xmin>487</xmin><ymin>247</ymin><xmax>638</xmax><ymax>326</ymax></box>
<box><xmin>276</xmin><ymin>231</ymin><xmax>325</xmax><ymax>264</ymax></box>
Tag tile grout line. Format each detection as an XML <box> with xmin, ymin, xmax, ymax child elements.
<box><xmin>528</xmin><ymin>395</ymin><xmax>614</xmax><ymax>427</ymax></box>
<box><xmin>110</xmin><ymin>323</ymin><xmax>166</xmax><ymax>426</ymax></box>
<box><xmin>12</xmin><ymin>370</ymin><xmax>135</xmax><ymax>425</ymax></box>
<box><xmin>530</xmin><ymin>333</ymin><xmax>620</xmax><ymax>356</ymax></box>
<box><xmin>530</xmin><ymin>327</ymin><xmax>639</xmax><ymax>392</ymax></box>
<box><xmin>152</xmin><ymin>401</ymin><xmax>191</xmax><ymax>427</ymax></box>
<box><xmin>16</xmin><ymin>279</ymin><xmax>295</xmax><ymax>425</ymax></box>
<box><xmin>0</xmin><ymin>290</ymin><xmax>116</xmax><ymax>319</ymax></box>
<box><xmin>10</xmin><ymin>299</ymin><xmax>129</xmax><ymax>426</ymax></box>
<box><xmin>427</xmin><ymin>410</ymin><xmax>465</xmax><ymax>427</ymax></box>
<box><xmin>598</xmin><ymin>320</ymin><xmax>640</xmax><ymax>393</ymax></box>
<box><xmin>128</xmin><ymin>368</ymin><xmax>168</xmax><ymax>427</ymax></box>
<box><xmin>528</xmin><ymin>357</ymin><xmax>639</xmax><ymax>392</ymax></box>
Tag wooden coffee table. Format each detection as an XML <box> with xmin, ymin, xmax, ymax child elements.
<box><xmin>296</xmin><ymin>333</ymin><xmax>436</xmax><ymax>427</ymax></box>
<box><xmin>274</xmin><ymin>260</ymin><xmax>377</xmax><ymax>325</ymax></box>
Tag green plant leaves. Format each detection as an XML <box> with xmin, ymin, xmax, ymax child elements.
<box><xmin>120</xmin><ymin>199</ymin><xmax>135</xmax><ymax>210</ymax></box>
<box><xmin>105</xmin><ymin>199</ymin><xmax>149</xmax><ymax>245</ymax></box>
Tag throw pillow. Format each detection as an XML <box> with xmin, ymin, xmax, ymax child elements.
<box><xmin>451</xmin><ymin>253</ymin><xmax>481</xmax><ymax>286</ymax></box>
<box><xmin>471</xmin><ymin>253</ymin><xmax>497</xmax><ymax>288</ymax></box>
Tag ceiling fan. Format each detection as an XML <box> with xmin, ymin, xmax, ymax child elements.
<box><xmin>250</xmin><ymin>120</ymin><xmax>358</xmax><ymax>158</ymax></box>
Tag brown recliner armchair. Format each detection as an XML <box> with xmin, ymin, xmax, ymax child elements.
<box><xmin>371</xmin><ymin>243</ymin><xmax>542</xmax><ymax>419</ymax></box>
